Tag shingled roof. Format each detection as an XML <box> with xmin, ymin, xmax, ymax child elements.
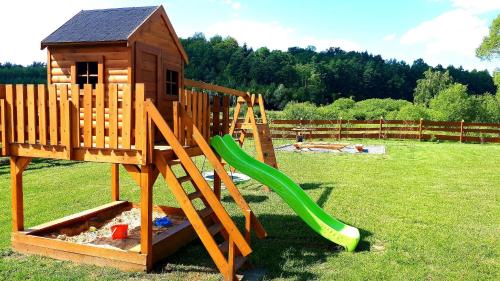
<box><xmin>41</xmin><ymin>6</ymin><xmax>158</xmax><ymax>47</ymax></box>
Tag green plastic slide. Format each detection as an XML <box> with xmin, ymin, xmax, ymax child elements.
<box><xmin>210</xmin><ymin>134</ymin><xmax>360</xmax><ymax>252</ymax></box>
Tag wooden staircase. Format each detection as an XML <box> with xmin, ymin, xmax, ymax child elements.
<box><xmin>230</xmin><ymin>94</ymin><xmax>278</xmax><ymax>169</ymax></box>
<box><xmin>145</xmin><ymin>100</ymin><xmax>267</xmax><ymax>281</ymax></box>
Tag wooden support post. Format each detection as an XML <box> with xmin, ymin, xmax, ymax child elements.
<box><xmin>10</xmin><ymin>156</ymin><xmax>31</xmax><ymax>232</ymax></box>
<box><xmin>460</xmin><ymin>120</ymin><xmax>465</xmax><ymax>143</ymax></box>
<box><xmin>379</xmin><ymin>117</ymin><xmax>383</xmax><ymax>139</ymax></box>
<box><xmin>111</xmin><ymin>164</ymin><xmax>120</xmax><ymax>201</ymax></box>
<box><xmin>244</xmin><ymin>209</ymin><xmax>251</xmax><ymax>244</ymax></box>
<box><xmin>228</xmin><ymin>237</ymin><xmax>235</xmax><ymax>281</ymax></box>
<box><xmin>140</xmin><ymin>165</ymin><xmax>153</xmax><ymax>267</ymax></box>
<box><xmin>338</xmin><ymin>118</ymin><xmax>343</xmax><ymax>140</ymax></box>
<box><xmin>419</xmin><ymin>118</ymin><xmax>424</xmax><ymax>141</ymax></box>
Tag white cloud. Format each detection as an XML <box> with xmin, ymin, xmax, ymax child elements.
<box><xmin>399</xmin><ymin>5</ymin><xmax>497</xmax><ymax>71</ymax></box>
<box><xmin>204</xmin><ymin>19</ymin><xmax>362</xmax><ymax>52</ymax></box>
<box><xmin>221</xmin><ymin>0</ymin><xmax>241</xmax><ymax>10</ymax></box>
<box><xmin>0</xmin><ymin>0</ymin><xmax>121</xmax><ymax>65</ymax></box>
<box><xmin>383</xmin><ymin>33</ymin><xmax>397</xmax><ymax>41</ymax></box>
<box><xmin>450</xmin><ymin>0</ymin><xmax>500</xmax><ymax>14</ymax></box>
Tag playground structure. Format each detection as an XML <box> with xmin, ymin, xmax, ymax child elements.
<box><xmin>0</xmin><ymin>5</ymin><xmax>360</xmax><ymax>281</ymax></box>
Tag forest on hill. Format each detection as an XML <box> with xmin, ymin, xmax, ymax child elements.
<box><xmin>0</xmin><ymin>33</ymin><xmax>498</xmax><ymax>122</ymax></box>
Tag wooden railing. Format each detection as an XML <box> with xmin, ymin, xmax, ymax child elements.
<box><xmin>267</xmin><ymin>119</ymin><xmax>500</xmax><ymax>144</ymax></box>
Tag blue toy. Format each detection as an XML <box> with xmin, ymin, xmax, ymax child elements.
<box><xmin>154</xmin><ymin>216</ymin><xmax>173</xmax><ymax>227</ymax></box>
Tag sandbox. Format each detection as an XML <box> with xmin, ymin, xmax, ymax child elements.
<box><xmin>275</xmin><ymin>143</ymin><xmax>386</xmax><ymax>154</ymax></box>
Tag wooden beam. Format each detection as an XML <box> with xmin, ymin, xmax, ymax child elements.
<box><xmin>10</xmin><ymin>156</ymin><xmax>32</xmax><ymax>231</ymax></box>
<box><xmin>140</xmin><ymin>165</ymin><xmax>153</xmax><ymax>267</ymax></box>
<box><xmin>185</xmin><ymin>79</ymin><xmax>249</xmax><ymax>98</ymax></box>
<box><xmin>111</xmin><ymin>164</ymin><xmax>120</xmax><ymax>201</ymax></box>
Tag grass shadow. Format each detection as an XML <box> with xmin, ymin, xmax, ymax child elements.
<box><xmin>222</xmin><ymin>194</ymin><xmax>269</xmax><ymax>204</ymax></box>
<box><xmin>150</xmin><ymin>214</ymin><xmax>372</xmax><ymax>280</ymax></box>
<box><xmin>0</xmin><ymin>158</ymin><xmax>83</xmax><ymax>176</ymax></box>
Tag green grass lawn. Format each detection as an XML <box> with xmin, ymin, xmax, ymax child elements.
<box><xmin>0</xmin><ymin>139</ymin><xmax>499</xmax><ymax>280</ymax></box>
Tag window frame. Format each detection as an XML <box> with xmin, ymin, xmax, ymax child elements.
<box><xmin>76</xmin><ymin>61</ymin><xmax>99</xmax><ymax>88</ymax></box>
<box><xmin>165</xmin><ymin>69</ymin><xmax>179</xmax><ymax>98</ymax></box>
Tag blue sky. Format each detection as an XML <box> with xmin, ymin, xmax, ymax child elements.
<box><xmin>1</xmin><ymin>0</ymin><xmax>498</xmax><ymax>72</ymax></box>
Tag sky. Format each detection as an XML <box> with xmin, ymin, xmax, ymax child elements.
<box><xmin>0</xmin><ymin>0</ymin><xmax>498</xmax><ymax>72</ymax></box>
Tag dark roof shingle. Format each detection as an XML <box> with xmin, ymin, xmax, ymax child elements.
<box><xmin>41</xmin><ymin>6</ymin><xmax>159</xmax><ymax>46</ymax></box>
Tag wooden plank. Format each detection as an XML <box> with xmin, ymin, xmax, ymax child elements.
<box><xmin>121</xmin><ymin>84</ymin><xmax>132</xmax><ymax>149</ymax></box>
<box><xmin>83</xmin><ymin>85</ymin><xmax>93</xmax><ymax>147</ymax></box>
<box><xmin>0</xmin><ymin>99</ymin><xmax>6</xmax><ymax>155</ymax></box>
<box><xmin>15</xmin><ymin>85</ymin><xmax>26</xmax><ymax>143</ymax></box>
<box><xmin>186</xmin><ymin>90</ymin><xmax>193</xmax><ymax>145</ymax></box>
<box><xmin>212</xmin><ymin>96</ymin><xmax>220</xmax><ymax>136</ymax></box>
<box><xmin>184</xmin><ymin>79</ymin><xmax>248</xmax><ymax>98</ymax></box>
<box><xmin>203</xmin><ymin>93</ymin><xmax>209</xmax><ymax>139</ymax></box>
<box><xmin>192</xmin><ymin>92</ymin><xmax>198</xmax><ymax>130</ymax></box>
<box><xmin>5</xmin><ymin>85</ymin><xmax>15</xmax><ymax>144</ymax></box>
<box><xmin>135</xmin><ymin>84</ymin><xmax>145</xmax><ymax>151</ymax></box>
<box><xmin>222</xmin><ymin>96</ymin><xmax>229</xmax><ymax>135</ymax></box>
<box><xmin>109</xmin><ymin>84</ymin><xmax>119</xmax><ymax>149</ymax></box>
<box><xmin>140</xmin><ymin>165</ymin><xmax>153</xmax><ymax>267</ymax></box>
<box><xmin>111</xmin><ymin>164</ymin><xmax>120</xmax><ymax>201</ymax></box>
<box><xmin>11</xmin><ymin>156</ymin><xmax>32</xmax><ymax>231</ymax></box>
<box><xmin>27</xmin><ymin>85</ymin><xmax>36</xmax><ymax>143</ymax></box>
<box><xmin>37</xmin><ymin>85</ymin><xmax>48</xmax><ymax>145</ymax></box>
<box><xmin>70</xmin><ymin>85</ymin><xmax>80</xmax><ymax>148</ymax></box>
<box><xmin>197</xmin><ymin>92</ymin><xmax>203</xmax><ymax>135</ymax></box>
<box><xmin>59</xmin><ymin>85</ymin><xmax>71</xmax><ymax>156</ymax></box>
<box><xmin>95</xmin><ymin>84</ymin><xmax>105</xmax><ymax>148</ymax></box>
<box><xmin>48</xmin><ymin>85</ymin><xmax>59</xmax><ymax>145</ymax></box>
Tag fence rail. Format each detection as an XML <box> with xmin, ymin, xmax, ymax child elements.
<box><xmin>268</xmin><ymin>119</ymin><xmax>500</xmax><ymax>144</ymax></box>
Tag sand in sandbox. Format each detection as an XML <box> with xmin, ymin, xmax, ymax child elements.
<box><xmin>46</xmin><ymin>208</ymin><xmax>185</xmax><ymax>251</ymax></box>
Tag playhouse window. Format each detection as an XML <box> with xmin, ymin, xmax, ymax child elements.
<box><xmin>76</xmin><ymin>62</ymin><xmax>98</xmax><ymax>88</ymax></box>
<box><xmin>166</xmin><ymin>70</ymin><xmax>179</xmax><ymax>96</ymax></box>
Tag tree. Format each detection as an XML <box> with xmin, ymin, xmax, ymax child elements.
<box><xmin>428</xmin><ymin>83</ymin><xmax>474</xmax><ymax>121</ymax></box>
<box><xmin>414</xmin><ymin>69</ymin><xmax>453</xmax><ymax>106</ymax></box>
<box><xmin>476</xmin><ymin>15</ymin><xmax>500</xmax><ymax>60</ymax></box>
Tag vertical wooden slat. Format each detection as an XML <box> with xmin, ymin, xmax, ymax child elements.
<box><xmin>70</xmin><ymin>84</ymin><xmax>80</xmax><ymax>148</ymax></box>
<box><xmin>197</xmin><ymin>92</ymin><xmax>203</xmax><ymax>133</ymax></box>
<box><xmin>37</xmin><ymin>85</ymin><xmax>47</xmax><ymax>145</ymax></box>
<box><xmin>16</xmin><ymin>85</ymin><xmax>26</xmax><ymax>144</ymax></box>
<box><xmin>122</xmin><ymin>84</ymin><xmax>132</xmax><ymax>149</ymax></box>
<box><xmin>418</xmin><ymin>118</ymin><xmax>423</xmax><ymax>141</ymax></box>
<box><xmin>27</xmin><ymin>85</ymin><xmax>36</xmax><ymax>144</ymax></box>
<box><xmin>258</xmin><ymin>94</ymin><xmax>268</xmax><ymax>124</ymax></box>
<box><xmin>83</xmin><ymin>84</ymin><xmax>93</xmax><ymax>147</ymax></box>
<box><xmin>192</xmin><ymin>92</ymin><xmax>198</xmax><ymax>129</ymax></box>
<box><xmin>135</xmin><ymin>83</ymin><xmax>145</xmax><ymax>152</ymax></box>
<box><xmin>186</xmin><ymin>90</ymin><xmax>193</xmax><ymax>145</ymax></box>
<box><xmin>6</xmin><ymin>85</ymin><xmax>15</xmax><ymax>143</ymax></box>
<box><xmin>202</xmin><ymin>93</ymin><xmax>208</xmax><ymax>140</ymax></box>
<box><xmin>1</xmin><ymin>99</ymin><xmax>6</xmax><ymax>155</ymax></box>
<box><xmin>95</xmin><ymin>84</ymin><xmax>105</xmax><ymax>148</ymax></box>
<box><xmin>173</xmin><ymin>101</ymin><xmax>179</xmax><ymax>138</ymax></box>
<box><xmin>460</xmin><ymin>119</ymin><xmax>465</xmax><ymax>143</ymax></box>
<box><xmin>179</xmin><ymin>90</ymin><xmax>186</xmax><ymax>144</ymax></box>
<box><xmin>212</xmin><ymin>96</ymin><xmax>220</xmax><ymax>136</ymax></box>
<box><xmin>109</xmin><ymin>84</ymin><xmax>118</xmax><ymax>149</ymax></box>
<box><xmin>48</xmin><ymin>85</ymin><xmax>58</xmax><ymax>145</ymax></box>
<box><xmin>60</xmin><ymin>85</ymin><xmax>71</xmax><ymax>157</ymax></box>
<box><xmin>222</xmin><ymin>96</ymin><xmax>230</xmax><ymax>135</ymax></box>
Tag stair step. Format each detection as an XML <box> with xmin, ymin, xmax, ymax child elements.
<box><xmin>207</xmin><ymin>223</ymin><xmax>222</xmax><ymax>236</ymax></box>
<box><xmin>168</xmin><ymin>159</ymin><xmax>182</xmax><ymax>165</ymax></box>
<box><xmin>218</xmin><ymin>240</ymin><xmax>229</xmax><ymax>253</ymax></box>
<box><xmin>177</xmin><ymin>175</ymin><xmax>191</xmax><ymax>183</ymax></box>
<box><xmin>198</xmin><ymin>207</ymin><xmax>213</xmax><ymax>217</ymax></box>
<box><xmin>187</xmin><ymin>190</ymin><xmax>202</xmax><ymax>200</ymax></box>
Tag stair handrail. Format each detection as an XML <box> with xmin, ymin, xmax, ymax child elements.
<box><xmin>144</xmin><ymin>99</ymin><xmax>252</xmax><ymax>256</ymax></box>
<box><xmin>173</xmin><ymin>101</ymin><xmax>267</xmax><ymax>241</ymax></box>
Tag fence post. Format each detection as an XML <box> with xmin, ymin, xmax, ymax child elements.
<box><xmin>379</xmin><ymin>117</ymin><xmax>383</xmax><ymax>139</ymax></box>
<box><xmin>338</xmin><ymin>118</ymin><xmax>342</xmax><ymax>140</ymax></box>
<box><xmin>460</xmin><ymin>119</ymin><xmax>464</xmax><ymax>143</ymax></box>
<box><xmin>418</xmin><ymin>118</ymin><xmax>424</xmax><ymax>141</ymax></box>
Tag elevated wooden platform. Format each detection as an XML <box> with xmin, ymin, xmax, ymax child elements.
<box><xmin>1</xmin><ymin>82</ymin><xmax>270</xmax><ymax>281</ymax></box>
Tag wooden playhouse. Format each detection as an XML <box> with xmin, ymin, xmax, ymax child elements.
<box><xmin>0</xmin><ymin>5</ymin><xmax>277</xmax><ymax>281</ymax></box>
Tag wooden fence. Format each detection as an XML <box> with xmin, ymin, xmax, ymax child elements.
<box><xmin>0</xmin><ymin>84</ymin><xmax>232</xmax><ymax>159</ymax></box>
<box><xmin>268</xmin><ymin>119</ymin><xmax>500</xmax><ymax>144</ymax></box>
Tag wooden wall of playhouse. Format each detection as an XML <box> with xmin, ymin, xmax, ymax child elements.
<box><xmin>0</xmin><ymin>84</ymin><xmax>230</xmax><ymax>161</ymax></box>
